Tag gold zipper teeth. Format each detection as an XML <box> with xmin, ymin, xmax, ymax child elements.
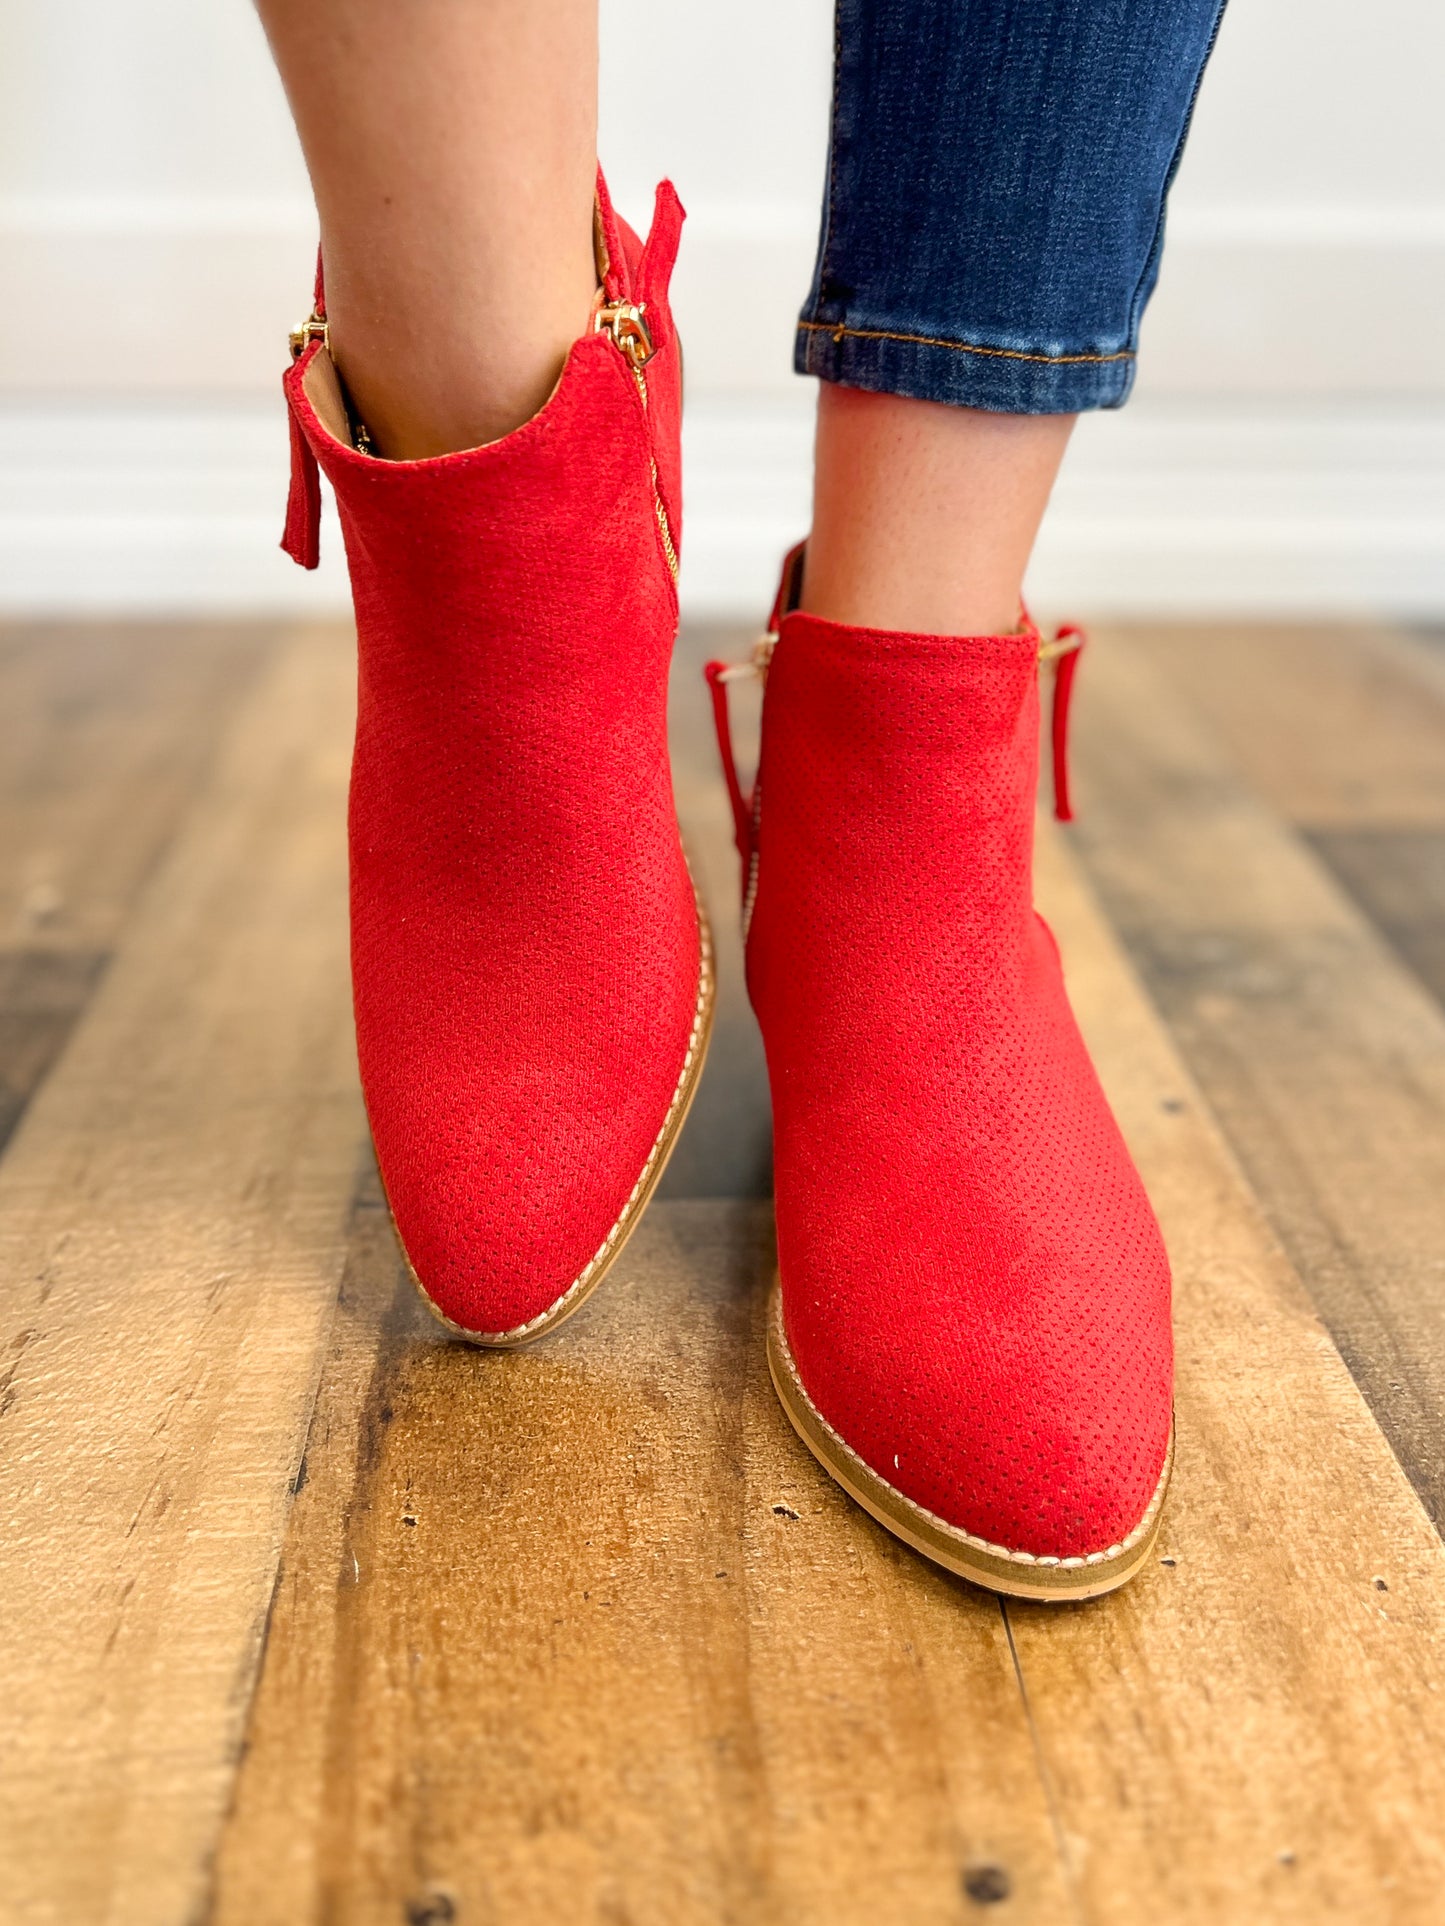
<box><xmin>649</xmin><ymin>457</ymin><xmax>679</xmax><ymax>578</ymax></box>
<box><xmin>599</xmin><ymin>304</ymin><xmax>680</xmax><ymax>583</ymax></box>
<box><xmin>631</xmin><ymin>362</ymin><xmax>679</xmax><ymax>582</ymax></box>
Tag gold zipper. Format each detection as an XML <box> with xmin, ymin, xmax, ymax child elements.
<box><xmin>595</xmin><ymin>298</ymin><xmax>679</xmax><ymax>581</ymax></box>
<box><xmin>594</xmin><ymin>298</ymin><xmax>653</xmax><ymax>371</ymax></box>
<box><xmin>288</xmin><ymin>310</ymin><xmax>380</xmax><ymax>456</ymax></box>
<box><xmin>290</xmin><ymin>296</ymin><xmax>679</xmax><ymax>526</ymax></box>
<box><xmin>709</xmin><ymin>634</ymin><xmax>775</xmax><ymax>937</ymax></box>
<box><xmin>289</xmin><ymin>313</ymin><xmax>328</xmax><ymax>360</ymax></box>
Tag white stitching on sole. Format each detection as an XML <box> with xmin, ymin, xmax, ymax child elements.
<box><xmin>770</xmin><ymin>1290</ymin><xmax>1173</xmax><ymax>1568</ymax></box>
<box><xmin>410</xmin><ymin>893</ymin><xmax>715</xmax><ymax>1346</ymax></box>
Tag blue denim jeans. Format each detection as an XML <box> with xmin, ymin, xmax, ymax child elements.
<box><xmin>797</xmin><ymin>0</ymin><xmax>1227</xmax><ymax>413</ymax></box>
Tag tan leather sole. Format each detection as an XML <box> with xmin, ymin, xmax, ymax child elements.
<box><xmin>767</xmin><ymin>1284</ymin><xmax>1173</xmax><ymax>1602</ymax></box>
<box><xmin>392</xmin><ymin>901</ymin><xmax>716</xmax><ymax>1349</ymax></box>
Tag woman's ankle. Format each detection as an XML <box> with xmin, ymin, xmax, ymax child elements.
<box><xmin>801</xmin><ymin>384</ymin><xmax>1075</xmax><ymax>637</ymax></box>
<box><xmin>257</xmin><ymin>0</ymin><xmax>598</xmax><ymax>460</ymax></box>
<box><xmin>321</xmin><ymin>237</ymin><xmax>597</xmax><ymax>460</ymax></box>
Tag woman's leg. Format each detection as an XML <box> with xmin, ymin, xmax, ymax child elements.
<box><xmin>726</xmin><ymin>0</ymin><xmax>1229</xmax><ymax>1599</ymax></box>
<box><xmin>805</xmin><ymin>391</ymin><xmax>1074</xmax><ymax>636</ymax></box>
<box><xmin>256</xmin><ymin>0</ymin><xmax>597</xmax><ymax>457</ymax></box>
<box><xmin>801</xmin><ymin>0</ymin><xmax>1227</xmax><ymax>633</ymax></box>
<box><xmin>267</xmin><ymin>10</ymin><xmax>707</xmax><ymax>1343</ymax></box>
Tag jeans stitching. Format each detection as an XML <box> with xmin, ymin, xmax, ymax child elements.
<box><xmin>797</xmin><ymin>319</ymin><xmax>1134</xmax><ymax>367</ymax></box>
<box><xmin>1125</xmin><ymin>0</ymin><xmax>1230</xmax><ymax>343</ymax></box>
<box><xmin>803</xmin><ymin>0</ymin><xmax>846</xmax><ymax>326</ymax></box>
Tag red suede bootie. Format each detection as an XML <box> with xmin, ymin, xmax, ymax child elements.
<box><xmin>707</xmin><ymin>552</ymin><xmax>1172</xmax><ymax>1598</ymax></box>
<box><xmin>281</xmin><ymin>175</ymin><xmax>712</xmax><ymax>1344</ymax></box>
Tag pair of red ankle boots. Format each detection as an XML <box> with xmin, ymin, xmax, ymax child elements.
<box><xmin>283</xmin><ymin>176</ymin><xmax>1173</xmax><ymax>1600</ymax></box>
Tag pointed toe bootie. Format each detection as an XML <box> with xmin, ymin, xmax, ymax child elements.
<box><xmin>281</xmin><ymin>175</ymin><xmax>712</xmax><ymax>1344</ymax></box>
<box><xmin>707</xmin><ymin>552</ymin><xmax>1172</xmax><ymax>1597</ymax></box>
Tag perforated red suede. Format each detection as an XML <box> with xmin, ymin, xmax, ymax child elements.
<box><xmin>281</xmin><ymin>179</ymin><xmax>705</xmax><ymax>1338</ymax></box>
<box><xmin>743</xmin><ymin>606</ymin><xmax>1172</xmax><ymax>1558</ymax></box>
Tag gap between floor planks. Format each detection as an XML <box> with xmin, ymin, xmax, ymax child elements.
<box><xmin>212</xmin><ymin>641</ymin><xmax>1445</xmax><ymax>1924</ymax></box>
<box><xmin>1069</xmin><ymin>624</ymin><xmax>1445</xmax><ymax>1527</ymax></box>
<box><xmin>0</xmin><ymin>621</ymin><xmax>277</xmax><ymax>1161</ymax></box>
<box><xmin>1122</xmin><ymin>618</ymin><xmax>1445</xmax><ymax>1011</ymax></box>
<box><xmin>2</xmin><ymin>624</ymin><xmax>1445</xmax><ymax>1918</ymax></box>
<box><xmin>0</xmin><ymin>624</ymin><xmax>366</xmax><ymax>1926</ymax></box>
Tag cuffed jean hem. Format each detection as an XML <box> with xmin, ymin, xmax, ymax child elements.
<box><xmin>794</xmin><ymin>318</ymin><xmax>1137</xmax><ymax>414</ymax></box>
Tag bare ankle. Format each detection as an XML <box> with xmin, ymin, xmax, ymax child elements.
<box><xmin>324</xmin><ymin>246</ymin><xmax>597</xmax><ymax>459</ymax></box>
<box><xmin>802</xmin><ymin>384</ymin><xmax>1075</xmax><ymax>637</ymax></box>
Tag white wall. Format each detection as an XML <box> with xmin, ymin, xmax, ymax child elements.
<box><xmin>2</xmin><ymin>0</ymin><xmax>1442</xmax><ymax>613</ymax></box>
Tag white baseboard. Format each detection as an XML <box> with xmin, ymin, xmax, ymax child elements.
<box><xmin>1</xmin><ymin>397</ymin><xmax>1442</xmax><ymax>619</ymax></box>
<box><xmin>679</xmin><ymin>397</ymin><xmax>1445</xmax><ymax>619</ymax></box>
<box><xmin>4</xmin><ymin>197</ymin><xmax>1445</xmax><ymax>402</ymax></box>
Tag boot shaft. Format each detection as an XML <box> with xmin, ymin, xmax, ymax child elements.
<box><xmin>280</xmin><ymin>175</ymin><xmax>685</xmax><ymax>717</ymax></box>
<box><xmin>280</xmin><ymin>176</ymin><xmax>689</xmax><ymax>838</ymax></box>
<box><xmin>740</xmin><ymin>607</ymin><xmax>1087</xmax><ymax>1038</ymax></box>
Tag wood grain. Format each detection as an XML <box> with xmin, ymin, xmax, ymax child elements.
<box><xmin>1121</xmin><ymin>620</ymin><xmax>1445</xmax><ymax>830</ymax></box>
<box><xmin>9</xmin><ymin>616</ymin><xmax>1445</xmax><ymax>1923</ymax></box>
<box><xmin>1306</xmin><ymin>827</ymin><xmax>1445</xmax><ymax>1007</ymax></box>
<box><xmin>0</xmin><ymin>947</ymin><xmax>106</xmax><ymax>1153</ymax></box>
<box><xmin>1012</xmin><ymin>823</ymin><xmax>1445</xmax><ymax>1925</ymax></box>
<box><xmin>212</xmin><ymin>1181</ymin><xmax>1068</xmax><ymax>1926</ymax></box>
<box><xmin>0</xmin><ymin>619</ymin><xmax>274</xmax><ymax>951</ymax></box>
<box><xmin>1120</xmin><ymin>618</ymin><xmax>1445</xmax><ymax>1012</ymax></box>
<box><xmin>659</xmin><ymin>625</ymin><xmax>772</xmax><ymax>1201</ymax></box>
<box><xmin>214</xmin><ymin>759</ymin><xmax>1445</xmax><ymax>1923</ymax></box>
<box><xmin>1068</xmin><ymin>629</ymin><xmax>1445</xmax><ymax>1525</ymax></box>
<box><xmin>0</xmin><ymin>620</ymin><xmax>274</xmax><ymax>1157</ymax></box>
<box><xmin>0</xmin><ymin>626</ymin><xmax>364</xmax><ymax>1926</ymax></box>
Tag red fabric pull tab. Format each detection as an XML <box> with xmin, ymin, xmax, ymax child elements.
<box><xmin>281</xmin><ymin>393</ymin><xmax>322</xmax><ymax>570</ymax></box>
<box><xmin>704</xmin><ymin>661</ymin><xmax>754</xmax><ymax>871</ymax></box>
<box><xmin>636</xmin><ymin>179</ymin><xmax>685</xmax><ymax>314</ymax></box>
<box><xmin>594</xmin><ymin>165</ymin><xmax>630</xmax><ymax>302</ymax></box>
<box><xmin>280</xmin><ymin>242</ymin><xmax>326</xmax><ymax>570</ymax></box>
<box><xmin>1048</xmin><ymin>626</ymin><xmax>1086</xmax><ymax>823</ymax></box>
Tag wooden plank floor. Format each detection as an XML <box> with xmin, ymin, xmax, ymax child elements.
<box><xmin>3</xmin><ymin>616</ymin><xmax>1445</xmax><ymax>1924</ymax></box>
<box><xmin>1069</xmin><ymin>626</ymin><xmax>1445</xmax><ymax>1525</ymax></box>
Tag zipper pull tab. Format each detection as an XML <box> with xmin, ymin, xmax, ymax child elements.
<box><xmin>282</xmin><ymin>249</ymin><xmax>327</xmax><ymax>568</ymax></box>
<box><xmin>594</xmin><ymin>298</ymin><xmax>655</xmax><ymax>370</ymax></box>
<box><xmin>703</xmin><ymin>635</ymin><xmax>774</xmax><ymax>871</ymax></box>
<box><xmin>281</xmin><ymin>393</ymin><xmax>322</xmax><ymax>571</ymax></box>
<box><xmin>1039</xmin><ymin>626</ymin><xmax>1085</xmax><ymax>822</ymax></box>
<box><xmin>289</xmin><ymin>313</ymin><xmax>329</xmax><ymax>361</ymax></box>
<box><xmin>704</xmin><ymin>658</ymin><xmax>754</xmax><ymax>870</ymax></box>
